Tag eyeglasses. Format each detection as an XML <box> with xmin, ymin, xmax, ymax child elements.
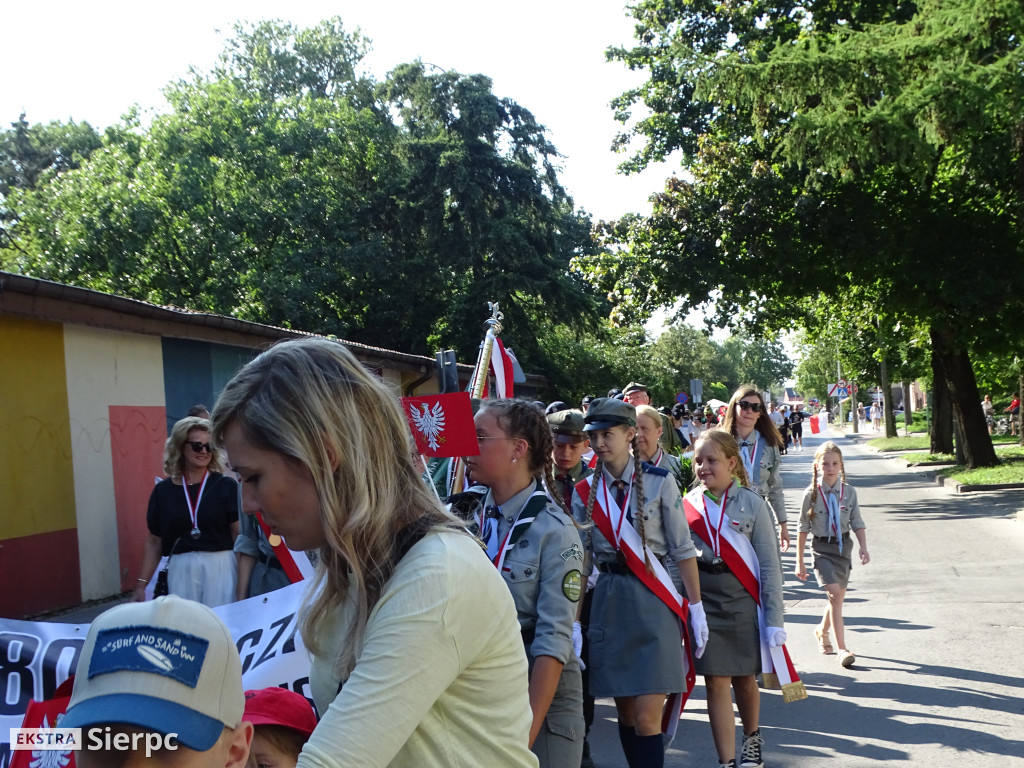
<box><xmin>187</xmin><ymin>441</ymin><xmax>213</xmax><ymax>453</ymax></box>
<box><xmin>737</xmin><ymin>401</ymin><xmax>763</xmax><ymax>413</ymax></box>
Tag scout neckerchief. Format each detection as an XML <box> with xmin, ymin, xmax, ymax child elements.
<box><xmin>684</xmin><ymin>484</ymin><xmax>807</xmax><ymax>703</ymax></box>
<box><xmin>182</xmin><ymin>470</ymin><xmax>209</xmax><ymax>540</ymax></box>
<box><xmin>575</xmin><ymin>471</ymin><xmax>695</xmax><ymax>742</ymax></box>
<box><xmin>818</xmin><ymin>479</ymin><xmax>845</xmax><ymax>553</ymax></box>
<box><xmin>480</xmin><ymin>482</ymin><xmax>548</xmax><ymax>572</ymax></box>
<box><xmin>737</xmin><ymin>432</ymin><xmax>763</xmax><ymax>486</ymax></box>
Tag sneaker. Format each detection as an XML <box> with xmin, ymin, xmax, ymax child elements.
<box><xmin>718</xmin><ymin>761</ymin><xmax>738</xmax><ymax>768</ymax></box>
<box><xmin>740</xmin><ymin>729</ymin><xmax>764</xmax><ymax>768</ymax></box>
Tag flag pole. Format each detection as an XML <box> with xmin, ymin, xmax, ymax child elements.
<box><xmin>449</xmin><ymin>302</ymin><xmax>503</xmax><ymax>495</ymax></box>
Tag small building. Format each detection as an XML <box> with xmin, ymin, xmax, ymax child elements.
<box><xmin>0</xmin><ymin>272</ymin><xmax>535</xmax><ymax>617</ymax></box>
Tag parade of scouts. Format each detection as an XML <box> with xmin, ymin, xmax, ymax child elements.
<box><xmin>5</xmin><ymin>297</ymin><xmax>1024</xmax><ymax>768</ymax></box>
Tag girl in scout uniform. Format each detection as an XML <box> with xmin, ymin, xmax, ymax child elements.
<box><xmin>720</xmin><ymin>386</ymin><xmax>789</xmax><ymax>552</ymax></box>
<box><xmin>796</xmin><ymin>441</ymin><xmax>870</xmax><ymax>668</ymax></box>
<box><xmin>454</xmin><ymin>399</ymin><xmax>585</xmax><ymax>768</ymax></box>
<box><xmin>687</xmin><ymin>429</ymin><xmax>786</xmax><ymax>768</ymax></box>
<box><xmin>571</xmin><ymin>398</ymin><xmax>707</xmax><ymax>768</ymax></box>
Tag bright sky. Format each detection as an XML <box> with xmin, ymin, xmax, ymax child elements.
<box><xmin>3</xmin><ymin>0</ymin><xmax>678</xmax><ymax>222</ymax></box>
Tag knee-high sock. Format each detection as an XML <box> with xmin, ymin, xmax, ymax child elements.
<box><xmin>631</xmin><ymin>733</ymin><xmax>665</xmax><ymax>768</ymax></box>
<box><xmin>618</xmin><ymin>723</ymin><xmax>637</xmax><ymax>765</ymax></box>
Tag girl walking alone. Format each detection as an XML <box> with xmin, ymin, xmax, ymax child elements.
<box><xmin>796</xmin><ymin>441</ymin><xmax>870</xmax><ymax>668</ymax></box>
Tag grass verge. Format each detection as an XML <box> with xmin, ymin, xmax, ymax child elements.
<box><xmin>938</xmin><ymin>447</ymin><xmax>1024</xmax><ymax>485</ymax></box>
<box><xmin>867</xmin><ymin>436</ymin><xmax>929</xmax><ymax>451</ymax></box>
<box><xmin>902</xmin><ymin>452</ymin><xmax>955</xmax><ymax>463</ymax></box>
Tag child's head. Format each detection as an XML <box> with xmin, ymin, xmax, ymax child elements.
<box><xmin>813</xmin><ymin>441</ymin><xmax>845</xmax><ymax>485</ymax></box>
<box><xmin>693</xmin><ymin>429</ymin><xmax>749</xmax><ymax>494</ymax></box>
<box><xmin>243</xmin><ymin>688</ymin><xmax>318</xmax><ymax>768</ymax></box>
<box><xmin>583</xmin><ymin>398</ymin><xmax>637</xmax><ymax>465</ymax></box>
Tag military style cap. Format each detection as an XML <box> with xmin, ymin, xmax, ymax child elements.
<box><xmin>584</xmin><ymin>398</ymin><xmax>637</xmax><ymax>431</ymax></box>
<box><xmin>548</xmin><ymin>409</ymin><xmax>588</xmax><ymax>444</ymax></box>
<box><xmin>622</xmin><ymin>381</ymin><xmax>648</xmax><ymax>395</ymax></box>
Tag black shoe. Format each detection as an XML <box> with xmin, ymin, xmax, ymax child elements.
<box><xmin>739</xmin><ymin>729</ymin><xmax>764</xmax><ymax>768</ymax></box>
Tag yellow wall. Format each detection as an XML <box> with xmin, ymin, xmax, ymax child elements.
<box><xmin>0</xmin><ymin>316</ymin><xmax>76</xmax><ymax>539</ymax></box>
<box><xmin>63</xmin><ymin>326</ymin><xmax>165</xmax><ymax>599</ymax></box>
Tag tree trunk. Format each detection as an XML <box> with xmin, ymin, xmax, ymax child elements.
<box><xmin>902</xmin><ymin>381</ymin><xmax>913</xmax><ymax>435</ymax></box>
<box><xmin>930</xmin><ymin>348</ymin><xmax>954</xmax><ymax>454</ymax></box>
<box><xmin>930</xmin><ymin>325</ymin><xmax>998</xmax><ymax>468</ymax></box>
<box><xmin>879</xmin><ymin>360</ymin><xmax>897</xmax><ymax>438</ymax></box>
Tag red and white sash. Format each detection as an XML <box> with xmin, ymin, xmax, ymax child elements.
<box><xmin>684</xmin><ymin>487</ymin><xmax>806</xmax><ymax>702</ymax></box>
<box><xmin>576</xmin><ymin>474</ymin><xmax>696</xmax><ymax>739</ymax></box>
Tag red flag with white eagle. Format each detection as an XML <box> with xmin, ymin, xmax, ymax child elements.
<box><xmin>401</xmin><ymin>392</ymin><xmax>480</xmax><ymax>458</ymax></box>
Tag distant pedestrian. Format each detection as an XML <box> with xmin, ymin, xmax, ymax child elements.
<box><xmin>796</xmin><ymin>441</ymin><xmax>870</xmax><ymax>668</ymax></box>
<box><xmin>870</xmin><ymin>401</ymin><xmax>881</xmax><ymax>431</ymax></box>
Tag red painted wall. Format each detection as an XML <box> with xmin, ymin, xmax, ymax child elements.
<box><xmin>0</xmin><ymin>529</ymin><xmax>80</xmax><ymax>617</ymax></box>
<box><xmin>109</xmin><ymin>405</ymin><xmax>167</xmax><ymax>591</ymax></box>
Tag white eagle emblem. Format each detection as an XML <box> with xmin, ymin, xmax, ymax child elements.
<box><xmin>30</xmin><ymin>714</ymin><xmax>72</xmax><ymax>768</ymax></box>
<box><xmin>411</xmin><ymin>402</ymin><xmax>446</xmax><ymax>451</ymax></box>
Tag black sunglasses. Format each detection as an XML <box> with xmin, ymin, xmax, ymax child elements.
<box><xmin>737</xmin><ymin>401</ymin><xmax>763</xmax><ymax>413</ymax></box>
<box><xmin>187</xmin><ymin>441</ymin><xmax>212</xmax><ymax>453</ymax></box>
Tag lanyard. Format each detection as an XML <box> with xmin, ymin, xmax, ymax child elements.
<box><xmin>739</xmin><ymin>434</ymin><xmax>758</xmax><ymax>480</ymax></box>
<box><xmin>699</xmin><ymin>487</ymin><xmax>729</xmax><ymax>558</ymax></box>
<box><xmin>650</xmin><ymin>447</ymin><xmax>665</xmax><ymax>467</ymax></box>
<box><xmin>818</xmin><ymin>481</ymin><xmax>844</xmax><ymax>541</ymax></box>
<box><xmin>182</xmin><ymin>470</ymin><xmax>209</xmax><ymax>540</ymax></box>
<box><xmin>601</xmin><ymin>469</ymin><xmax>634</xmax><ymax>544</ymax></box>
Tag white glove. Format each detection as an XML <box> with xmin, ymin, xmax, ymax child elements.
<box><xmin>572</xmin><ymin>621</ymin><xmax>586</xmax><ymax>670</ymax></box>
<box><xmin>767</xmin><ymin>626</ymin><xmax>787</xmax><ymax>648</ymax></box>
<box><xmin>688</xmin><ymin>601</ymin><xmax>709</xmax><ymax>659</ymax></box>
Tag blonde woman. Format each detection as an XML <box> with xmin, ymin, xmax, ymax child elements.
<box><xmin>134</xmin><ymin>416</ymin><xmax>238</xmax><ymax>607</ymax></box>
<box><xmin>212</xmin><ymin>338</ymin><xmax>537</xmax><ymax>768</ymax></box>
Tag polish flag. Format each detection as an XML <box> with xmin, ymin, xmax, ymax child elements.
<box><xmin>402</xmin><ymin>392</ymin><xmax>480</xmax><ymax>458</ymax></box>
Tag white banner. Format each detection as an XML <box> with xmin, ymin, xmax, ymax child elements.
<box><xmin>0</xmin><ymin>581</ymin><xmax>311</xmax><ymax>768</ymax></box>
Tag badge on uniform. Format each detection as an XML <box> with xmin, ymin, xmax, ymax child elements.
<box><xmin>562</xmin><ymin>570</ymin><xmax>583</xmax><ymax>602</ymax></box>
<box><xmin>560</xmin><ymin>542</ymin><xmax>583</xmax><ymax>562</ymax></box>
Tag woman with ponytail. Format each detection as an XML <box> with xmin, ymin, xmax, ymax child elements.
<box><xmin>570</xmin><ymin>398</ymin><xmax>706</xmax><ymax>768</ymax></box>
<box><xmin>454</xmin><ymin>399</ymin><xmax>585</xmax><ymax>768</ymax></box>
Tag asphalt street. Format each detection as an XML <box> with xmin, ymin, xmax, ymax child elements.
<box><xmin>588</xmin><ymin>426</ymin><xmax>1024</xmax><ymax>767</ymax></box>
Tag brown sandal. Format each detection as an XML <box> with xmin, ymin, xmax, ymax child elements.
<box><xmin>814</xmin><ymin>627</ymin><xmax>833</xmax><ymax>654</ymax></box>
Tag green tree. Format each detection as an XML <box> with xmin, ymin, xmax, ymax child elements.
<box><xmin>584</xmin><ymin>0</ymin><xmax>1021</xmax><ymax>467</ymax></box>
<box><xmin>1</xmin><ymin>20</ymin><xmax>603</xmax><ymax>373</ymax></box>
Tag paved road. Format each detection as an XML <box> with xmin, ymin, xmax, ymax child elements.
<box><xmin>588</xmin><ymin>428</ymin><xmax>1024</xmax><ymax>767</ymax></box>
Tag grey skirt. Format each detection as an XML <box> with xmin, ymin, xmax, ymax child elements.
<box><xmin>588</xmin><ymin>572</ymin><xmax>684</xmax><ymax>697</ymax></box>
<box><xmin>813</xmin><ymin>534</ymin><xmax>853</xmax><ymax>588</ymax></box>
<box><xmin>694</xmin><ymin>567</ymin><xmax>760</xmax><ymax>677</ymax></box>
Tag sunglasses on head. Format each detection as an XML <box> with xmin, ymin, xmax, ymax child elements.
<box><xmin>187</xmin><ymin>441</ymin><xmax>212</xmax><ymax>453</ymax></box>
<box><xmin>737</xmin><ymin>401</ymin><xmax>763</xmax><ymax>413</ymax></box>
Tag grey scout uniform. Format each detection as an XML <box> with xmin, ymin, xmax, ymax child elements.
<box><xmin>452</xmin><ymin>481</ymin><xmax>585</xmax><ymax>767</ymax></box>
<box><xmin>739</xmin><ymin>432</ymin><xmax>787</xmax><ymax>527</ymax></box>
<box><xmin>570</xmin><ymin>461</ymin><xmax>698</xmax><ymax>697</ymax></box>
<box><xmin>571</xmin><ymin>462</ymin><xmax>697</xmax><ymax>576</ymax></box>
<box><xmin>690</xmin><ymin>480</ymin><xmax>785</xmax><ymax>629</ymax></box>
<box><xmin>798</xmin><ymin>481</ymin><xmax>865</xmax><ymax>539</ymax></box>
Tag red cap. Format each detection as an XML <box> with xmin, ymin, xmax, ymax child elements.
<box><xmin>243</xmin><ymin>688</ymin><xmax>318</xmax><ymax>739</ymax></box>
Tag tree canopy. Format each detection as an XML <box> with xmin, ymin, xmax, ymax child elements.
<box><xmin>0</xmin><ymin>18</ymin><xmax>601</xmax><ymax>368</ymax></box>
<box><xmin>580</xmin><ymin>0</ymin><xmax>1024</xmax><ymax>466</ymax></box>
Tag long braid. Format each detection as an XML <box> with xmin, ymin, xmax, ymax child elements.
<box><xmin>631</xmin><ymin>434</ymin><xmax>654</xmax><ymax>574</ymax></box>
<box><xmin>584</xmin><ymin>457</ymin><xmax>604</xmax><ymax>526</ymax></box>
<box><xmin>810</xmin><ymin>455</ymin><xmax>820</xmax><ymax>522</ymax></box>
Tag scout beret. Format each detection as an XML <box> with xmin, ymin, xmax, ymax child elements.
<box><xmin>584</xmin><ymin>398</ymin><xmax>637</xmax><ymax>431</ymax></box>
<box><xmin>548</xmin><ymin>409</ymin><xmax>588</xmax><ymax>444</ymax></box>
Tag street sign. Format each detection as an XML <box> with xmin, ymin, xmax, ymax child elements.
<box><xmin>676</xmin><ymin>391</ymin><xmax>689</xmax><ymax>404</ymax></box>
<box><xmin>827</xmin><ymin>382</ymin><xmax>840</xmax><ymax>397</ymax></box>
<box><xmin>837</xmin><ymin>378</ymin><xmax>847</xmax><ymax>389</ymax></box>
<box><xmin>836</xmin><ymin>387</ymin><xmax>850</xmax><ymax>398</ymax></box>
<box><xmin>690</xmin><ymin>378</ymin><xmax>703</xmax><ymax>404</ymax></box>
